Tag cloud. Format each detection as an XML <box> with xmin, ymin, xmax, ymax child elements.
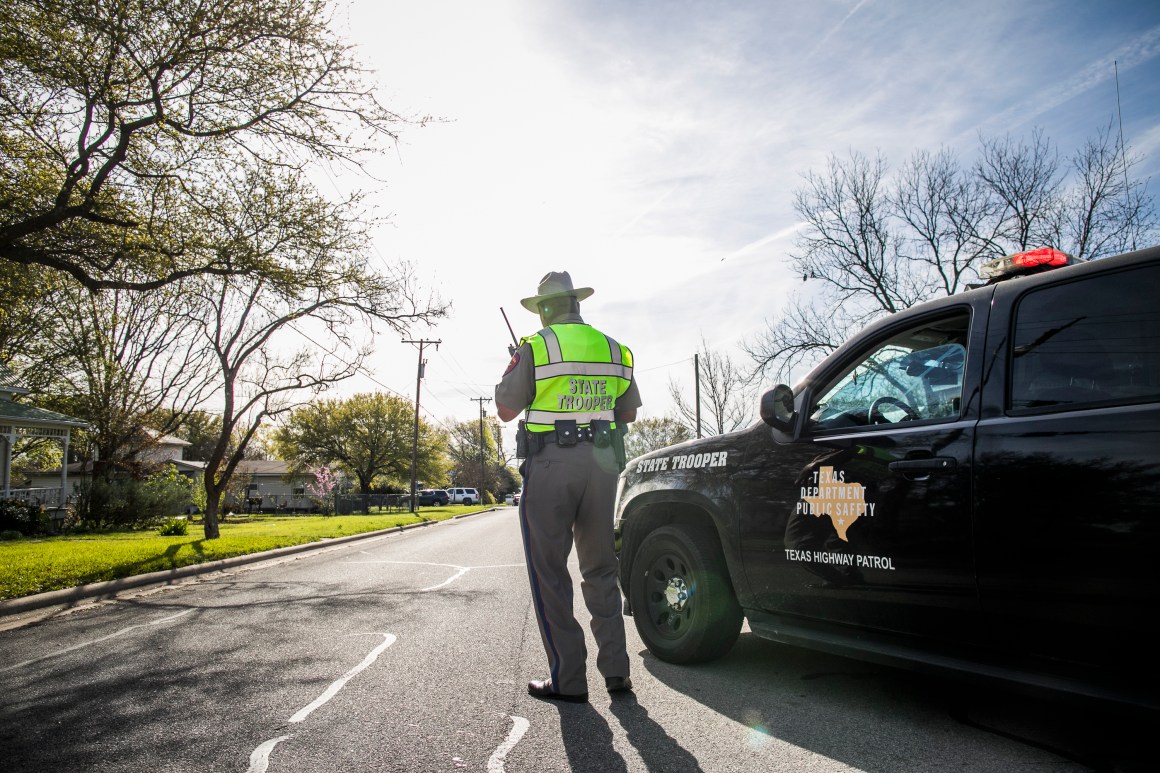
<box><xmin>979</xmin><ymin>23</ymin><xmax>1160</xmax><ymax>136</ymax></box>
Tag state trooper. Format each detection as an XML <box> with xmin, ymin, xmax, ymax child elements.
<box><xmin>495</xmin><ymin>271</ymin><xmax>641</xmax><ymax>703</ymax></box>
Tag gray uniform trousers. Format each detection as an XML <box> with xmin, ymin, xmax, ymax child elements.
<box><xmin>518</xmin><ymin>439</ymin><xmax>629</xmax><ymax>695</ymax></box>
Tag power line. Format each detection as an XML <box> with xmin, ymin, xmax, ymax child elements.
<box><xmin>639</xmin><ymin>355</ymin><xmax>694</xmax><ymax>373</ymax></box>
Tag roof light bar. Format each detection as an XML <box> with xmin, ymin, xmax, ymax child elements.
<box><xmin>980</xmin><ymin>248</ymin><xmax>1076</xmax><ymax>280</ymax></box>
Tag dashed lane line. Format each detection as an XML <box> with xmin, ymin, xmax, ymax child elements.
<box><xmin>0</xmin><ymin>609</ymin><xmax>193</xmax><ymax>673</ymax></box>
<box><xmin>246</xmin><ymin>632</ymin><xmax>397</xmax><ymax>771</ymax></box>
<box><xmin>487</xmin><ymin>715</ymin><xmax>530</xmax><ymax>773</ymax></box>
<box><xmin>345</xmin><ymin>556</ymin><xmax>524</xmax><ymax>592</ymax></box>
<box><xmin>246</xmin><ymin>735</ymin><xmax>291</xmax><ymax>773</ymax></box>
<box><xmin>289</xmin><ymin>632</ymin><xmax>397</xmax><ymax>723</ymax></box>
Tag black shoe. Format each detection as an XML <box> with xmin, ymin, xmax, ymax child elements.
<box><xmin>605</xmin><ymin>676</ymin><xmax>633</xmax><ymax>693</ymax></box>
<box><xmin>528</xmin><ymin>678</ymin><xmax>588</xmax><ymax>703</ymax></box>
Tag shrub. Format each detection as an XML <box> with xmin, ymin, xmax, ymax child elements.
<box><xmin>0</xmin><ymin>529</ymin><xmax>23</xmax><ymax>541</ymax></box>
<box><xmin>0</xmin><ymin>498</ymin><xmax>42</xmax><ymax>536</ymax></box>
<box><xmin>76</xmin><ymin>463</ymin><xmax>193</xmax><ymax>529</ymax></box>
<box><xmin>158</xmin><ymin>518</ymin><xmax>189</xmax><ymax>536</ymax></box>
<box><xmin>483</xmin><ymin>490</ymin><xmax>496</xmax><ymax>505</ymax></box>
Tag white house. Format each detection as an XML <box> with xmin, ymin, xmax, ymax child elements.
<box><xmin>23</xmin><ymin>422</ymin><xmax>316</xmax><ymax>513</ymax></box>
<box><xmin>0</xmin><ymin>363</ymin><xmax>88</xmax><ymax>508</ymax></box>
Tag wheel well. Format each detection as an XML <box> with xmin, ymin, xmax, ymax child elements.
<box><xmin>621</xmin><ymin>500</ymin><xmax>721</xmax><ymax>578</ymax></box>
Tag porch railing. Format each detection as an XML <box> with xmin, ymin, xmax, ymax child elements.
<box><xmin>3</xmin><ymin>487</ymin><xmax>66</xmax><ymax>507</ymax></box>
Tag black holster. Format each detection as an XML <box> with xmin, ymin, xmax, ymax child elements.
<box><xmin>612</xmin><ymin>425</ymin><xmax>627</xmax><ymax>471</ymax></box>
<box><xmin>516</xmin><ymin>420</ymin><xmax>529</xmax><ymax>459</ymax></box>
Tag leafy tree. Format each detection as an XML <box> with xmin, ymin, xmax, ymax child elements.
<box><xmin>163</xmin><ymin>410</ymin><xmax>223</xmax><ymax>462</ymax></box>
<box><xmin>0</xmin><ymin>264</ymin><xmax>66</xmax><ymax>391</ymax></box>
<box><xmin>493</xmin><ymin>465</ymin><xmax>522</xmax><ymax>501</ymax></box>
<box><xmin>447</xmin><ymin>417</ymin><xmax>507</xmax><ymax>500</ymax></box>
<box><xmin>273</xmin><ymin>393</ymin><xmax>448</xmax><ymax>513</ymax></box>
<box><xmin>747</xmin><ymin>126</ymin><xmax>1157</xmax><ymax>380</ymax></box>
<box><xmin>0</xmin><ymin>0</ymin><xmax>408</xmax><ymax>291</ymax></box>
<box><xmin>624</xmin><ymin>417</ymin><xmax>692</xmax><ymax>461</ymax></box>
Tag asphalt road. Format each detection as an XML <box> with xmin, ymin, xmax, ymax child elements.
<box><xmin>0</xmin><ymin>508</ymin><xmax>1149</xmax><ymax>772</ymax></box>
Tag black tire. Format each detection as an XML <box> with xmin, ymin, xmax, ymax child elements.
<box><xmin>462</xmin><ymin>498</ymin><xmax>473</xmax><ymax>506</ymax></box>
<box><xmin>628</xmin><ymin>524</ymin><xmax>743</xmax><ymax>663</ymax></box>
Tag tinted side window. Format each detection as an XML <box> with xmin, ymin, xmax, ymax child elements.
<box><xmin>1010</xmin><ymin>264</ymin><xmax>1160</xmax><ymax>411</ymax></box>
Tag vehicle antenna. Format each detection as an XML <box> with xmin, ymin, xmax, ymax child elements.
<box><xmin>1114</xmin><ymin>60</ymin><xmax>1134</xmax><ymax>251</ymax></box>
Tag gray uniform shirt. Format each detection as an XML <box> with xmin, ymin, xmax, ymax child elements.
<box><xmin>495</xmin><ymin>312</ymin><xmax>642</xmax><ymax>417</ymax></box>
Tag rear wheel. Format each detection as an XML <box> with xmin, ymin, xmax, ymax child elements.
<box><xmin>629</xmin><ymin>524</ymin><xmax>743</xmax><ymax>663</ymax></box>
<box><xmin>462</xmin><ymin>498</ymin><xmax>473</xmax><ymax>506</ymax></box>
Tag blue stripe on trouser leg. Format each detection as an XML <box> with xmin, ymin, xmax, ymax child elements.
<box><xmin>575</xmin><ymin>446</ymin><xmax>630</xmax><ymax>679</ymax></box>
<box><xmin>518</xmin><ymin>460</ymin><xmax>562</xmax><ymax>688</ymax></box>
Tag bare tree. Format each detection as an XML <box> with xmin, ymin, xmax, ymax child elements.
<box><xmin>743</xmin><ymin>294</ymin><xmax>852</xmax><ymax>382</ymax></box>
<box><xmin>194</xmin><ymin>262</ymin><xmax>445</xmax><ymax>537</ymax></box>
<box><xmin>748</xmin><ymin>128</ymin><xmax>1157</xmax><ymax>381</ymax></box>
<box><xmin>893</xmin><ymin>148</ymin><xmax>1000</xmax><ymax>296</ymax></box>
<box><xmin>1043</xmin><ymin>123</ymin><xmax>1156</xmax><ymax>259</ymax></box>
<box><xmin>974</xmin><ymin>128</ymin><xmax>1062</xmax><ymax>254</ymax></box>
<box><xmin>670</xmin><ymin>339</ymin><xmax>753</xmax><ymax>437</ymax></box>
<box><xmin>0</xmin><ymin>0</ymin><xmax>410</xmax><ymax>291</ymax></box>
<box><xmin>38</xmin><ymin>281</ymin><xmax>216</xmax><ymax>476</ymax></box>
<box><xmin>188</xmin><ymin>168</ymin><xmax>447</xmax><ymax>538</ymax></box>
<box><xmin>793</xmin><ymin>151</ymin><xmax>928</xmax><ymax>317</ymax></box>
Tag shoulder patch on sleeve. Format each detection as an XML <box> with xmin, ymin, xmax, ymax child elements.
<box><xmin>503</xmin><ymin>351</ymin><xmax>521</xmax><ymax>375</ymax></box>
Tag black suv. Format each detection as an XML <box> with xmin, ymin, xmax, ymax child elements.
<box><xmin>416</xmin><ymin>489</ymin><xmax>450</xmax><ymax>506</ymax></box>
<box><xmin>615</xmin><ymin>246</ymin><xmax>1160</xmax><ymax>710</ymax></box>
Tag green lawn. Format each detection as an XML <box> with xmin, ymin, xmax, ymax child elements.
<box><xmin>0</xmin><ymin>507</ymin><xmax>488</xmax><ymax>600</ymax></box>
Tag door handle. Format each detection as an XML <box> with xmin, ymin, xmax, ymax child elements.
<box><xmin>888</xmin><ymin>457</ymin><xmax>956</xmax><ymax>475</ymax></box>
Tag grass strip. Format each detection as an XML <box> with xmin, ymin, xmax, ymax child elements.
<box><xmin>0</xmin><ymin>508</ymin><xmax>485</xmax><ymax>600</ymax></box>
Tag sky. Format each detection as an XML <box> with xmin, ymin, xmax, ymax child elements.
<box><xmin>317</xmin><ymin>0</ymin><xmax>1160</xmax><ymax>449</ymax></box>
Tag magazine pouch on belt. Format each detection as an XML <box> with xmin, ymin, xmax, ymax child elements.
<box><xmin>590</xmin><ymin>419</ymin><xmax>612</xmax><ymax>449</ymax></box>
<box><xmin>555</xmin><ymin>419</ymin><xmax>578</xmax><ymax>447</ymax></box>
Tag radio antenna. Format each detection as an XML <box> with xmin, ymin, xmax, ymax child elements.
<box><xmin>1114</xmin><ymin>60</ymin><xmax>1135</xmax><ymax>250</ymax></box>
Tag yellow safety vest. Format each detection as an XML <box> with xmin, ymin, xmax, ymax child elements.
<box><xmin>522</xmin><ymin>324</ymin><xmax>633</xmax><ymax>433</ymax></box>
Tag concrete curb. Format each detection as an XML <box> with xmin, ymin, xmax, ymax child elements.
<box><xmin>0</xmin><ymin>507</ymin><xmax>504</xmax><ymax>618</ymax></box>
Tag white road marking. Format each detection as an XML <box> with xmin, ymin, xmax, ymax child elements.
<box><xmin>419</xmin><ymin>567</ymin><xmax>470</xmax><ymax>592</ymax></box>
<box><xmin>245</xmin><ymin>633</ymin><xmax>398</xmax><ymax>770</ymax></box>
<box><xmin>487</xmin><ymin>715</ymin><xmax>530</xmax><ymax>773</ymax></box>
<box><xmin>345</xmin><ymin>557</ymin><xmax>524</xmax><ymax>592</ymax></box>
<box><xmin>246</xmin><ymin>735</ymin><xmax>291</xmax><ymax>773</ymax></box>
<box><xmin>0</xmin><ymin>609</ymin><xmax>192</xmax><ymax>673</ymax></box>
<box><xmin>288</xmin><ymin>632</ymin><xmax>397</xmax><ymax>723</ymax></box>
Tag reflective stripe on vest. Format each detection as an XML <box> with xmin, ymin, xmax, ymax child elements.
<box><xmin>522</xmin><ymin>324</ymin><xmax>633</xmax><ymax>433</ymax></box>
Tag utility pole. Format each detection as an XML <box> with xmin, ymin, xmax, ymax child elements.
<box><xmin>694</xmin><ymin>353</ymin><xmax>702</xmax><ymax>439</ymax></box>
<box><xmin>404</xmin><ymin>338</ymin><xmax>440</xmax><ymax>513</ymax></box>
<box><xmin>470</xmin><ymin>397</ymin><xmax>492</xmax><ymax>501</ymax></box>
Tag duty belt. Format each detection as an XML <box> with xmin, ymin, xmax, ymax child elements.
<box><xmin>522</xmin><ymin>419</ymin><xmax>612</xmax><ymax>453</ymax></box>
<box><xmin>541</xmin><ymin>425</ymin><xmax>596</xmax><ymax>444</ymax></box>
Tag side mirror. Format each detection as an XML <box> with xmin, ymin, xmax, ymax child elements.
<box><xmin>760</xmin><ymin>384</ymin><xmax>796</xmax><ymax>432</ymax></box>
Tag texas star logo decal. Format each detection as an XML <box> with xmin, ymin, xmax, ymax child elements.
<box><xmin>798</xmin><ymin>466</ymin><xmax>877</xmax><ymax>541</ymax></box>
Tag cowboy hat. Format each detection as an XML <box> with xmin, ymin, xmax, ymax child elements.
<box><xmin>520</xmin><ymin>271</ymin><xmax>594</xmax><ymax>312</ymax></box>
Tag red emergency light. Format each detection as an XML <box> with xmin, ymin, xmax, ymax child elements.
<box><xmin>980</xmin><ymin>248</ymin><xmax>1077</xmax><ymax>280</ymax></box>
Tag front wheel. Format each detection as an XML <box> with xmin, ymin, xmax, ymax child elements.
<box><xmin>629</xmin><ymin>524</ymin><xmax>743</xmax><ymax>663</ymax></box>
